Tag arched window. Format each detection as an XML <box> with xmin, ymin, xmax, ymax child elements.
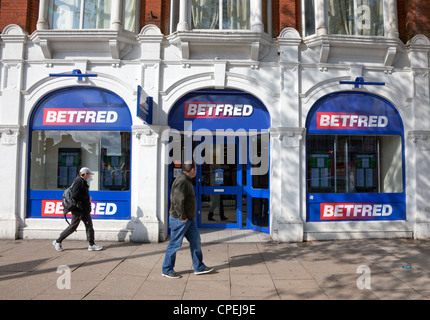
<box><xmin>305</xmin><ymin>92</ymin><xmax>406</xmax><ymax>222</ymax></box>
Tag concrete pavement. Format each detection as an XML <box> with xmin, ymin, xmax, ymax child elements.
<box><xmin>1</xmin><ymin>234</ymin><xmax>430</xmax><ymax>300</ymax></box>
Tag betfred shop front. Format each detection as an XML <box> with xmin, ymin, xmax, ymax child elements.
<box><xmin>305</xmin><ymin>92</ymin><xmax>406</xmax><ymax>226</ymax></box>
<box><xmin>27</xmin><ymin>87</ymin><xmax>132</xmax><ymax>221</ymax></box>
<box><xmin>167</xmin><ymin>90</ymin><xmax>271</xmax><ymax>234</ymax></box>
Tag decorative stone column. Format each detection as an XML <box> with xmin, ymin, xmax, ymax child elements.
<box><xmin>408</xmin><ymin>35</ymin><xmax>430</xmax><ymax>239</ymax></box>
<box><xmin>409</xmin><ymin>131</ymin><xmax>430</xmax><ymax>239</ymax></box>
<box><xmin>177</xmin><ymin>0</ymin><xmax>190</xmax><ymax>31</ymax></box>
<box><xmin>386</xmin><ymin>0</ymin><xmax>399</xmax><ymax>38</ymax></box>
<box><xmin>36</xmin><ymin>0</ymin><xmax>49</xmax><ymax>30</ymax></box>
<box><xmin>111</xmin><ymin>0</ymin><xmax>124</xmax><ymax>31</ymax></box>
<box><xmin>315</xmin><ymin>0</ymin><xmax>327</xmax><ymax>36</ymax></box>
<box><xmin>0</xmin><ymin>25</ymin><xmax>26</xmax><ymax>239</ymax></box>
<box><xmin>251</xmin><ymin>0</ymin><xmax>264</xmax><ymax>33</ymax></box>
<box><xmin>269</xmin><ymin>127</ymin><xmax>305</xmax><ymax>242</ymax></box>
<box><xmin>130</xmin><ymin>126</ymin><xmax>166</xmax><ymax>242</ymax></box>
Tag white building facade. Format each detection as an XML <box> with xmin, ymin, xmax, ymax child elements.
<box><xmin>1</xmin><ymin>0</ymin><xmax>430</xmax><ymax>242</ymax></box>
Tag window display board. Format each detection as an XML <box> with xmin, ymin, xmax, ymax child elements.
<box><xmin>305</xmin><ymin>92</ymin><xmax>405</xmax><ymax>222</ymax></box>
<box><xmin>28</xmin><ymin>87</ymin><xmax>132</xmax><ymax>220</ymax></box>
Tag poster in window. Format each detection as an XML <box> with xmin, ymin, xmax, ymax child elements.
<box><xmin>58</xmin><ymin>148</ymin><xmax>81</xmax><ymax>188</ymax></box>
<box><xmin>355</xmin><ymin>154</ymin><xmax>376</xmax><ymax>188</ymax></box>
<box><xmin>309</xmin><ymin>153</ymin><xmax>331</xmax><ymax>189</ymax></box>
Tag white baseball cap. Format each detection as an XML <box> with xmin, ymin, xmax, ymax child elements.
<box><xmin>80</xmin><ymin>167</ymin><xmax>94</xmax><ymax>175</ymax></box>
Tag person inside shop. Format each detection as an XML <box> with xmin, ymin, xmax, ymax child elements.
<box><xmin>52</xmin><ymin>167</ymin><xmax>103</xmax><ymax>252</ymax></box>
<box><xmin>162</xmin><ymin>161</ymin><xmax>213</xmax><ymax>278</ymax></box>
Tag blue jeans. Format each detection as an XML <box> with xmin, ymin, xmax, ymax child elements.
<box><xmin>162</xmin><ymin>217</ymin><xmax>206</xmax><ymax>274</ymax></box>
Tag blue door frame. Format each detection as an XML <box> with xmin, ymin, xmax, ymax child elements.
<box><xmin>168</xmin><ymin>135</ymin><xmax>270</xmax><ymax>233</ymax></box>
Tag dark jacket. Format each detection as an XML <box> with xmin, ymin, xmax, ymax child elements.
<box><xmin>70</xmin><ymin>175</ymin><xmax>91</xmax><ymax>214</ymax></box>
<box><xmin>169</xmin><ymin>172</ymin><xmax>196</xmax><ymax>220</ymax></box>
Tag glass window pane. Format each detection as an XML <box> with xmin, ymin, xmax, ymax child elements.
<box><xmin>124</xmin><ymin>0</ymin><xmax>137</xmax><ymax>32</ymax></box>
<box><xmin>328</xmin><ymin>0</ymin><xmax>384</xmax><ymax>36</ymax></box>
<box><xmin>201</xmin><ymin>140</ymin><xmax>237</xmax><ymax>187</ymax></box>
<box><xmin>191</xmin><ymin>0</ymin><xmax>251</xmax><ymax>30</ymax></box>
<box><xmin>49</xmin><ymin>0</ymin><xmax>81</xmax><ymax>29</ymax></box>
<box><xmin>307</xmin><ymin>135</ymin><xmax>335</xmax><ymax>192</ymax></box>
<box><xmin>250</xmin><ymin>133</ymin><xmax>269</xmax><ymax>188</ymax></box>
<box><xmin>83</xmin><ymin>0</ymin><xmax>111</xmax><ymax>29</ymax></box>
<box><xmin>357</xmin><ymin>0</ymin><xmax>384</xmax><ymax>36</ymax></box>
<box><xmin>223</xmin><ymin>0</ymin><xmax>250</xmax><ymax>30</ymax></box>
<box><xmin>303</xmin><ymin>0</ymin><xmax>316</xmax><ymax>36</ymax></box>
<box><xmin>379</xmin><ymin>135</ymin><xmax>403</xmax><ymax>192</ymax></box>
<box><xmin>191</xmin><ymin>0</ymin><xmax>219</xmax><ymax>29</ymax></box>
<box><xmin>307</xmin><ymin>134</ymin><xmax>403</xmax><ymax>194</ymax></box>
<box><xmin>30</xmin><ymin>130</ymin><xmax>130</xmax><ymax>191</ymax></box>
<box><xmin>328</xmin><ymin>0</ymin><xmax>355</xmax><ymax>35</ymax></box>
<box><xmin>252</xmin><ymin>198</ymin><xmax>269</xmax><ymax>227</ymax></box>
<box><xmin>201</xmin><ymin>194</ymin><xmax>237</xmax><ymax>224</ymax></box>
<box><xmin>100</xmin><ymin>132</ymin><xmax>131</xmax><ymax>191</ymax></box>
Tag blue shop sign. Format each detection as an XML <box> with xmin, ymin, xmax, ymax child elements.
<box><xmin>168</xmin><ymin>90</ymin><xmax>271</xmax><ymax>131</ymax></box>
<box><xmin>306</xmin><ymin>91</ymin><xmax>403</xmax><ymax>135</ymax></box>
<box><xmin>31</xmin><ymin>86</ymin><xmax>132</xmax><ymax>131</ymax></box>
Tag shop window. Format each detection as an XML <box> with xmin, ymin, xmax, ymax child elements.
<box><xmin>328</xmin><ymin>0</ymin><xmax>384</xmax><ymax>36</ymax></box>
<box><xmin>30</xmin><ymin>130</ymin><xmax>130</xmax><ymax>191</ymax></box>
<box><xmin>48</xmin><ymin>0</ymin><xmax>137</xmax><ymax>32</ymax></box>
<box><xmin>307</xmin><ymin>134</ymin><xmax>403</xmax><ymax>194</ymax></box>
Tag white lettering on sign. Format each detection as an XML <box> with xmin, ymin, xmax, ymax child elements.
<box><xmin>320</xmin><ymin>203</ymin><xmax>393</xmax><ymax>220</ymax></box>
<box><xmin>41</xmin><ymin>200</ymin><xmax>118</xmax><ymax>216</ymax></box>
<box><xmin>185</xmin><ymin>103</ymin><xmax>253</xmax><ymax>118</ymax></box>
<box><xmin>317</xmin><ymin>112</ymin><xmax>388</xmax><ymax>129</ymax></box>
<box><xmin>43</xmin><ymin>108</ymin><xmax>118</xmax><ymax>125</ymax></box>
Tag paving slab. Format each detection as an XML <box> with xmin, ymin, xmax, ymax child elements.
<box><xmin>0</xmin><ymin>237</ymin><xmax>429</xmax><ymax>302</ymax></box>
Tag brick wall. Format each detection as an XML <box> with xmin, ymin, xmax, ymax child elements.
<box><xmin>279</xmin><ymin>0</ymin><xmax>299</xmax><ymax>32</ymax></box>
<box><xmin>0</xmin><ymin>0</ymin><xmax>31</xmax><ymax>33</ymax></box>
<box><xmin>0</xmin><ymin>0</ymin><xmax>429</xmax><ymax>42</ymax></box>
<box><xmin>403</xmin><ymin>0</ymin><xmax>430</xmax><ymax>41</ymax></box>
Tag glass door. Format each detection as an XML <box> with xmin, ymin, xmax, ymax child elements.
<box><xmin>168</xmin><ymin>133</ymin><xmax>270</xmax><ymax>233</ymax></box>
<box><xmin>197</xmin><ymin>136</ymin><xmax>243</xmax><ymax>228</ymax></box>
<box><xmin>243</xmin><ymin>133</ymin><xmax>270</xmax><ymax>233</ymax></box>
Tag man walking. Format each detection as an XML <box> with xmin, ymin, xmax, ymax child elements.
<box><xmin>162</xmin><ymin>161</ymin><xmax>213</xmax><ymax>278</ymax></box>
<box><xmin>52</xmin><ymin>167</ymin><xmax>103</xmax><ymax>252</ymax></box>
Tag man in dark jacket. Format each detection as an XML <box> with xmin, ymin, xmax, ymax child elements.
<box><xmin>162</xmin><ymin>162</ymin><xmax>213</xmax><ymax>278</ymax></box>
<box><xmin>52</xmin><ymin>167</ymin><xmax>102</xmax><ymax>252</ymax></box>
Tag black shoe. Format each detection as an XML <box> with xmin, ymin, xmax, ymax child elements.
<box><xmin>208</xmin><ymin>217</ymin><xmax>216</xmax><ymax>221</ymax></box>
<box><xmin>220</xmin><ymin>217</ymin><xmax>228</xmax><ymax>221</ymax></box>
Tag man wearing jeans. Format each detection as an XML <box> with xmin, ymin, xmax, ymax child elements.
<box><xmin>162</xmin><ymin>161</ymin><xmax>213</xmax><ymax>278</ymax></box>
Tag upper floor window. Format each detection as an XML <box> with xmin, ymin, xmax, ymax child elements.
<box><xmin>328</xmin><ymin>0</ymin><xmax>384</xmax><ymax>36</ymax></box>
<box><xmin>48</xmin><ymin>0</ymin><xmax>137</xmax><ymax>32</ymax></box>
<box><xmin>302</xmin><ymin>0</ymin><xmax>385</xmax><ymax>37</ymax></box>
<box><xmin>191</xmin><ymin>0</ymin><xmax>251</xmax><ymax>30</ymax></box>
<box><xmin>170</xmin><ymin>0</ymin><xmax>271</xmax><ymax>34</ymax></box>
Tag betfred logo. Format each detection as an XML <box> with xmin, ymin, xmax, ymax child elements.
<box><xmin>43</xmin><ymin>108</ymin><xmax>118</xmax><ymax>125</ymax></box>
<box><xmin>185</xmin><ymin>102</ymin><xmax>253</xmax><ymax>118</ymax></box>
<box><xmin>317</xmin><ymin>112</ymin><xmax>388</xmax><ymax>129</ymax></box>
<box><xmin>321</xmin><ymin>203</ymin><xmax>393</xmax><ymax>220</ymax></box>
<box><xmin>41</xmin><ymin>200</ymin><xmax>118</xmax><ymax>217</ymax></box>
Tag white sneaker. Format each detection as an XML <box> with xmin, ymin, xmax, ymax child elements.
<box><xmin>88</xmin><ymin>244</ymin><xmax>103</xmax><ymax>251</ymax></box>
<box><xmin>52</xmin><ymin>240</ymin><xmax>63</xmax><ymax>252</ymax></box>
